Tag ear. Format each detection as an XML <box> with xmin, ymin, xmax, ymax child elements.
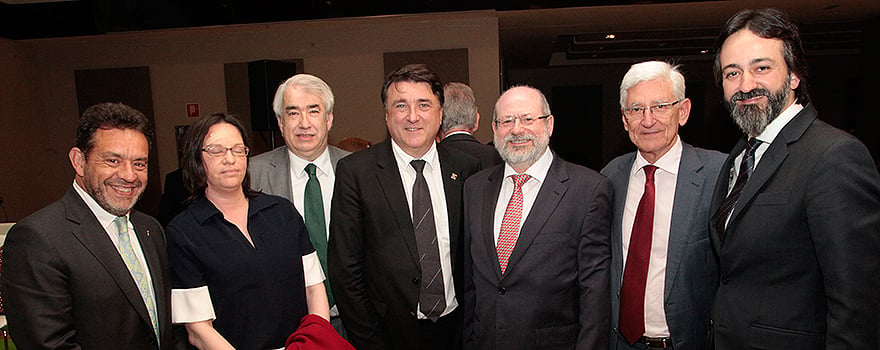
<box><xmin>622</xmin><ymin>113</ymin><xmax>630</xmax><ymax>132</ymax></box>
<box><xmin>276</xmin><ymin>117</ymin><xmax>284</xmax><ymax>133</ymax></box>
<box><xmin>789</xmin><ymin>73</ymin><xmax>801</xmax><ymax>90</ymax></box>
<box><xmin>678</xmin><ymin>98</ymin><xmax>692</xmax><ymax>127</ymax></box>
<box><xmin>472</xmin><ymin>112</ymin><xmax>481</xmax><ymax>133</ymax></box>
<box><xmin>69</xmin><ymin>147</ymin><xmax>86</xmax><ymax>177</ymax></box>
<box><xmin>327</xmin><ymin>112</ymin><xmax>334</xmax><ymax>130</ymax></box>
<box><xmin>546</xmin><ymin>114</ymin><xmax>555</xmax><ymax>136</ymax></box>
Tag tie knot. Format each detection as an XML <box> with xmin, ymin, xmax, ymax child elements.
<box><xmin>305</xmin><ymin>163</ymin><xmax>318</xmax><ymax>177</ymax></box>
<box><xmin>410</xmin><ymin>159</ymin><xmax>427</xmax><ymax>174</ymax></box>
<box><xmin>746</xmin><ymin>138</ymin><xmax>761</xmax><ymax>154</ymax></box>
<box><xmin>511</xmin><ymin>174</ymin><xmax>531</xmax><ymax>189</ymax></box>
<box><xmin>114</xmin><ymin>216</ymin><xmax>128</xmax><ymax>235</ymax></box>
<box><xmin>643</xmin><ymin>165</ymin><xmax>658</xmax><ymax>182</ymax></box>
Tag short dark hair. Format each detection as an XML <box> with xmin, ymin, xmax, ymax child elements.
<box><xmin>180</xmin><ymin>112</ymin><xmax>258</xmax><ymax>201</ymax></box>
<box><xmin>76</xmin><ymin>103</ymin><xmax>152</xmax><ymax>157</ymax></box>
<box><xmin>714</xmin><ymin>8</ymin><xmax>810</xmax><ymax>104</ymax></box>
<box><xmin>381</xmin><ymin>64</ymin><xmax>444</xmax><ymax>106</ymax></box>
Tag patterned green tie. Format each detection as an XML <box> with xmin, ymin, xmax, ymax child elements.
<box><xmin>114</xmin><ymin>216</ymin><xmax>159</xmax><ymax>347</ymax></box>
<box><xmin>304</xmin><ymin>163</ymin><xmax>334</xmax><ymax>307</ymax></box>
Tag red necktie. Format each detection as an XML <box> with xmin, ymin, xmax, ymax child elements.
<box><xmin>497</xmin><ymin>174</ymin><xmax>530</xmax><ymax>274</ymax></box>
<box><xmin>619</xmin><ymin>165</ymin><xmax>657</xmax><ymax>345</ymax></box>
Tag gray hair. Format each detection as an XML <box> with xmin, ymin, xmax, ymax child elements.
<box><xmin>272</xmin><ymin>74</ymin><xmax>335</xmax><ymax>119</ymax></box>
<box><xmin>619</xmin><ymin>61</ymin><xmax>685</xmax><ymax>109</ymax></box>
<box><xmin>441</xmin><ymin>82</ymin><xmax>478</xmax><ymax>131</ymax></box>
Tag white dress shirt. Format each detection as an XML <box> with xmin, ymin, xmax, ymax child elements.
<box><xmin>492</xmin><ymin>148</ymin><xmax>553</xmax><ymax>244</ymax></box>
<box><xmin>287</xmin><ymin>147</ymin><xmax>335</xmax><ymax>238</ymax></box>
<box><xmin>621</xmin><ymin>136</ymin><xmax>683</xmax><ymax>337</ymax></box>
<box><xmin>391</xmin><ymin>140</ymin><xmax>457</xmax><ymax>318</ymax></box>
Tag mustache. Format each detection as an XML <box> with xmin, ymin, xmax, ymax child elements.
<box><xmin>504</xmin><ymin>134</ymin><xmax>535</xmax><ymax>144</ymax></box>
<box><xmin>107</xmin><ymin>178</ymin><xmax>143</xmax><ymax>188</ymax></box>
<box><xmin>731</xmin><ymin>88</ymin><xmax>772</xmax><ymax>103</ymax></box>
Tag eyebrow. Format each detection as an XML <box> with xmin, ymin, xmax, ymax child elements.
<box><xmin>723</xmin><ymin>57</ymin><xmax>774</xmax><ymax>71</ymax></box>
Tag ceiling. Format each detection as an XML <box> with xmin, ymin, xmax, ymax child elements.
<box><xmin>1</xmin><ymin>0</ymin><xmax>877</xmax><ymax>69</ymax></box>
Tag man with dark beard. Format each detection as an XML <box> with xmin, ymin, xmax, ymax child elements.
<box><xmin>1</xmin><ymin>103</ymin><xmax>180</xmax><ymax>349</ymax></box>
<box><xmin>461</xmin><ymin>86</ymin><xmax>612</xmax><ymax>349</ymax></box>
<box><xmin>709</xmin><ymin>8</ymin><xmax>880</xmax><ymax>350</ymax></box>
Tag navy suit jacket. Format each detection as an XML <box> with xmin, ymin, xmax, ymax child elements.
<box><xmin>602</xmin><ymin>142</ymin><xmax>724</xmax><ymax>350</ymax></box>
<box><xmin>440</xmin><ymin>133</ymin><xmax>502</xmax><ymax>167</ymax></box>
<box><xmin>328</xmin><ymin>139</ymin><xmax>480</xmax><ymax>349</ymax></box>
<box><xmin>709</xmin><ymin>104</ymin><xmax>880</xmax><ymax>350</ymax></box>
<box><xmin>462</xmin><ymin>153</ymin><xmax>612</xmax><ymax>350</ymax></box>
<box><xmin>1</xmin><ymin>187</ymin><xmax>177</xmax><ymax>349</ymax></box>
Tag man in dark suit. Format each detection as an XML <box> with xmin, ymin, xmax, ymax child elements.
<box><xmin>249</xmin><ymin>73</ymin><xmax>350</xmax><ymax>335</ymax></box>
<box><xmin>602</xmin><ymin>61</ymin><xmax>724</xmax><ymax>350</ymax></box>
<box><xmin>438</xmin><ymin>82</ymin><xmax>502</xmax><ymax>166</ymax></box>
<box><xmin>0</xmin><ymin>103</ymin><xmax>178</xmax><ymax>349</ymax></box>
<box><xmin>710</xmin><ymin>9</ymin><xmax>880</xmax><ymax>350</ymax></box>
<box><xmin>462</xmin><ymin>85</ymin><xmax>612</xmax><ymax>350</ymax></box>
<box><xmin>328</xmin><ymin>64</ymin><xmax>480</xmax><ymax>349</ymax></box>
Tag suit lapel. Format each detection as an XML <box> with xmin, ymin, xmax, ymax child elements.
<box><xmin>664</xmin><ymin>143</ymin><xmax>705</xmax><ymax>297</ymax></box>
<box><xmin>63</xmin><ymin>189</ymin><xmax>154</xmax><ymax>332</ymax></box>
<box><xmin>726</xmin><ymin>106</ymin><xmax>817</xmax><ymax>236</ymax></box>
<box><xmin>438</xmin><ymin>146</ymin><xmax>465</xmax><ymax>267</ymax></box>
<box><xmin>131</xmin><ymin>213</ymin><xmax>165</xmax><ymax>337</ymax></box>
<box><xmin>505</xmin><ymin>154</ymin><xmax>568</xmax><ymax>277</ymax></box>
<box><xmin>269</xmin><ymin>147</ymin><xmax>295</xmax><ymax>201</ymax></box>
<box><xmin>375</xmin><ymin>141</ymin><xmax>421</xmax><ymax>266</ymax></box>
<box><xmin>607</xmin><ymin>153</ymin><xmax>635</xmax><ymax>286</ymax></box>
<box><xmin>482</xmin><ymin>167</ymin><xmax>505</xmax><ymax>280</ymax></box>
<box><xmin>710</xmin><ymin>139</ymin><xmax>746</xmax><ymax>248</ymax></box>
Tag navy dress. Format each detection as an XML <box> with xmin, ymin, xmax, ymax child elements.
<box><xmin>167</xmin><ymin>193</ymin><xmax>314</xmax><ymax>350</ymax></box>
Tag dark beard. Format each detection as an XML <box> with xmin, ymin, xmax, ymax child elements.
<box><xmin>726</xmin><ymin>77</ymin><xmax>791</xmax><ymax>138</ymax></box>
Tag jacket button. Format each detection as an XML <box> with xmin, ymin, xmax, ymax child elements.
<box><xmin>721</xmin><ymin>277</ymin><xmax>730</xmax><ymax>284</ymax></box>
<box><xmin>498</xmin><ymin>287</ymin><xmax>506</xmax><ymax>295</ymax></box>
<box><xmin>412</xmin><ymin>277</ymin><xmax>420</xmax><ymax>284</ymax></box>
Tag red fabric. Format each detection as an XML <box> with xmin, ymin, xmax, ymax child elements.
<box><xmin>619</xmin><ymin>165</ymin><xmax>657</xmax><ymax>344</ymax></box>
<box><xmin>285</xmin><ymin>314</ymin><xmax>355</xmax><ymax>350</ymax></box>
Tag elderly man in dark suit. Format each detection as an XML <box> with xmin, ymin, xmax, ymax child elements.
<box><xmin>603</xmin><ymin>61</ymin><xmax>725</xmax><ymax>350</ymax></box>
<box><xmin>328</xmin><ymin>64</ymin><xmax>481</xmax><ymax>350</ymax></box>
<box><xmin>249</xmin><ymin>73</ymin><xmax>350</xmax><ymax>335</ymax></box>
<box><xmin>710</xmin><ymin>8</ymin><xmax>880</xmax><ymax>350</ymax></box>
<box><xmin>462</xmin><ymin>85</ymin><xmax>612</xmax><ymax>350</ymax></box>
<box><xmin>1</xmin><ymin>103</ymin><xmax>178</xmax><ymax>349</ymax></box>
<box><xmin>438</xmin><ymin>82</ymin><xmax>502</xmax><ymax>166</ymax></box>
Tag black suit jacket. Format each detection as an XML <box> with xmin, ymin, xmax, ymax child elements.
<box><xmin>1</xmin><ymin>187</ymin><xmax>177</xmax><ymax>349</ymax></box>
<box><xmin>709</xmin><ymin>104</ymin><xmax>880</xmax><ymax>350</ymax></box>
<box><xmin>328</xmin><ymin>139</ymin><xmax>481</xmax><ymax>349</ymax></box>
<box><xmin>440</xmin><ymin>133</ymin><xmax>502</xmax><ymax>167</ymax></box>
<box><xmin>462</xmin><ymin>153</ymin><xmax>612</xmax><ymax>350</ymax></box>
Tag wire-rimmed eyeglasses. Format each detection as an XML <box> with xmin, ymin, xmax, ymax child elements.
<box><xmin>493</xmin><ymin>114</ymin><xmax>551</xmax><ymax>128</ymax></box>
<box><xmin>201</xmin><ymin>144</ymin><xmax>250</xmax><ymax>157</ymax></box>
<box><xmin>622</xmin><ymin>99</ymin><xmax>682</xmax><ymax>120</ymax></box>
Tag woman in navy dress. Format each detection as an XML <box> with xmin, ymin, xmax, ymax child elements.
<box><xmin>167</xmin><ymin>113</ymin><xmax>329</xmax><ymax>349</ymax></box>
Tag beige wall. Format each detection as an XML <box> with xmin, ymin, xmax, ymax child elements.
<box><xmin>0</xmin><ymin>11</ymin><xmax>501</xmax><ymax>221</ymax></box>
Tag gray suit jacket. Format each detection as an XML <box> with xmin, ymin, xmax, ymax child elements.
<box><xmin>601</xmin><ymin>142</ymin><xmax>724</xmax><ymax>350</ymax></box>
<box><xmin>248</xmin><ymin>145</ymin><xmax>350</xmax><ymax>201</ymax></box>
<box><xmin>462</xmin><ymin>152</ymin><xmax>613</xmax><ymax>350</ymax></box>
<box><xmin>709</xmin><ymin>104</ymin><xmax>880</xmax><ymax>350</ymax></box>
<box><xmin>0</xmin><ymin>187</ymin><xmax>177</xmax><ymax>349</ymax></box>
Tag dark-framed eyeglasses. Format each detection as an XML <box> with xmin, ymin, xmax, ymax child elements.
<box><xmin>201</xmin><ymin>144</ymin><xmax>249</xmax><ymax>157</ymax></box>
<box><xmin>623</xmin><ymin>99</ymin><xmax>682</xmax><ymax>120</ymax></box>
<box><xmin>494</xmin><ymin>114</ymin><xmax>551</xmax><ymax>128</ymax></box>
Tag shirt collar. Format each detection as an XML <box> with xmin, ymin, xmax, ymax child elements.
<box><xmin>632</xmin><ymin>135</ymin><xmax>682</xmax><ymax>177</ymax></box>
<box><xmin>189</xmin><ymin>193</ymin><xmax>277</xmax><ymax>225</ymax></box>
<box><xmin>502</xmin><ymin>147</ymin><xmax>553</xmax><ymax>183</ymax></box>
<box><xmin>391</xmin><ymin>140</ymin><xmax>439</xmax><ymax>171</ymax></box>
<box><xmin>755</xmin><ymin>102</ymin><xmax>804</xmax><ymax>144</ymax></box>
<box><xmin>72</xmin><ymin>181</ymin><xmax>126</xmax><ymax>230</ymax></box>
<box><xmin>287</xmin><ymin>147</ymin><xmax>332</xmax><ymax>179</ymax></box>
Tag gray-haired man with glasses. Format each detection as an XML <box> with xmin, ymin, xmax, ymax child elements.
<box><xmin>601</xmin><ymin>61</ymin><xmax>725</xmax><ymax>350</ymax></box>
<box><xmin>462</xmin><ymin>85</ymin><xmax>612</xmax><ymax>350</ymax></box>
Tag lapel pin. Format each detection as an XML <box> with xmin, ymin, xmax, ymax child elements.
<box><xmin>146</xmin><ymin>229</ymin><xmax>150</xmax><ymax>237</ymax></box>
<box><xmin>451</xmin><ymin>173</ymin><xmax>458</xmax><ymax>181</ymax></box>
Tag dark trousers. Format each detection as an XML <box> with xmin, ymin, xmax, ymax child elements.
<box><xmin>417</xmin><ymin>308</ymin><xmax>462</xmax><ymax>350</ymax></box>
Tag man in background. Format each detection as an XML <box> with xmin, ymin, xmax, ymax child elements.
<box><xmin>602</xmin><ymin>61</ymin><xmax>724</xmax><ymax>350</ymax></box>
<box><xmin>438</xmin><ymin>82</ymin><xmax>502</xmax><ymax>166</ymax></box>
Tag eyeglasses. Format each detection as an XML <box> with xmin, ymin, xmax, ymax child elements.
<box><xmin>622</xmin><ymin>99</ymin><xmax>682</xmax><ymax>120</ymax></box>
<box><xmin>494</xmin><ymin>114</ymin><xmax>551</xmax><ymax>128</ymax></box>
<box><xmin>201</xmin><ymin>144</ymin><xmax>249</xmax><ymax>157</ymax></box>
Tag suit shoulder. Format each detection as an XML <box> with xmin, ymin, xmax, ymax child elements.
<box><xmin>601</xmin><ymin>152</ymin><xmax>636</xmax><ymax>176</ymax></box>
<box><xmin>692</xmin><ymin>147</ymin><xmax>727</xmax><ymax>171</ymax></box>
<box><xmin>249</xmin><ymin>147</ymin><xmax>284</xmax><ymax>168</ymax></box>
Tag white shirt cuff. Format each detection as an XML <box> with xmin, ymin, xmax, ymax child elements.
<box><xmin>303</xmin><ymin>251</ymin><xmax>326</xmax><ymax>287</ymax></box>
<box><xmin>171</xmin><ymin>286</ymin><xmax>216</xmax><ymax>323</ymax></box>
